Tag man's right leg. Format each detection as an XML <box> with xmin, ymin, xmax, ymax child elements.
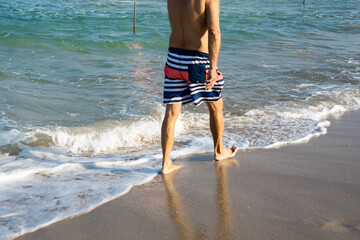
<box><xmin>161</xmin><ymin>103</ymin><xmax>182</xmax><ymax>174</ymax></box>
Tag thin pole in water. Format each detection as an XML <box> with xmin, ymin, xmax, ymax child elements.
<box><xmin>303</xmin><ymin>0</ymin><xmax>305</xmax><ymax>4</ymax></box>
<box><xmin>133</xmin><ymin>0</ymin><xmax>136</xmax><ymax>33</ymax></box>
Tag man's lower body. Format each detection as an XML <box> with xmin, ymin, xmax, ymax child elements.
<box><xmin>161</xmin><ymin>48</ymin><xmax>238</xmax><ymax>174</ymax></box>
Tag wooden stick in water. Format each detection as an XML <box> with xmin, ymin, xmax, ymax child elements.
<box><xmin>133</xmin><ymin>0</ymin><xmax>136</xmax><ymax>33</ymax></box>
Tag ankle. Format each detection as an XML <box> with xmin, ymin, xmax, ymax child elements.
<box><xmin>162</xmin><ymin>159</ymin><xmax>172</xmax><ymax>168</ymax></box>
<box><xmin>214</xmin><ymin>146</ymin><xmax>225</xmax><ymax>155</ymax></box>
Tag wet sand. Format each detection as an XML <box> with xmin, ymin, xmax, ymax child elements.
<box><xmin>17</xmin><ymin>111</ymin><xmax>360</xmax><ymax>240</ymax></box>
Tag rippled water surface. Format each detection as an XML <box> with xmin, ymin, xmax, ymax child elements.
<box><xmin>0</xmin><ymin>0</ymin><xmax>360</xmax><ymax>238</ymax></box>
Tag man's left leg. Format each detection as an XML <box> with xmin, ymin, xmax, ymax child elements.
<box><xmin>161</xmin><ymin>103</ymin><xmax>182</xmax><ymax>174</ymax></box>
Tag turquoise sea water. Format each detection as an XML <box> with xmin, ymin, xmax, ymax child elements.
<box><xmin>1</xmin><ymin>0</ymin><xmax>360</xmax><ymax>238</ymax></box>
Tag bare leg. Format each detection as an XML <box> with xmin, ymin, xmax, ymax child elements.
<box><xmin>206</xmin><ymin>99</ymin><xmax>238</xmax><ymax>161</ymax></box>
<box><xmin>161</xmin><ymin>103</ymin><xmax>182</xmax><ymax>174</ymax></box>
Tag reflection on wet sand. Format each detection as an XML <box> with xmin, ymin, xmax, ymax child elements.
<box><xmin>162</xmin><ymin>171</ymin><xmax>196</xmax><ymax>239</ymax></box>
<box><xmin>215</xmin><ymin>159</ymin><xmax>237</xmax><ymax>240</ymax></box>
<box><xmin>162</xmin><ymin>159</ymin><xmax>238</xmax><ymax>240</ymax></box>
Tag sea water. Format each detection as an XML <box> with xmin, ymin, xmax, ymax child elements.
<box><xmin>0</xmin><ymin>0</ymin><xmax>359</xmax><ymax>238</ymax></box>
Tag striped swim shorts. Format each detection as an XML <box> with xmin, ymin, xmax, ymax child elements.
<box><xmin>163</xmin><ymin>47</ymin><xmax>224</xmax><ymax>106</ymax></box>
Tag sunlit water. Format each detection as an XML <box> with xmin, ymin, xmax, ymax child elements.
<box><xmin>0</xmin><ymin>0</ymin><xmax>359</xmax><ymax>238</ymax></box>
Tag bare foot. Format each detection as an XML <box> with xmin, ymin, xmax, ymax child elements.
<box><xmin>214</xmin><ymin>146</ymin><xmax>238</xmax><ymax>161</ymax></box>
<box><xmin>160</xmin><ymin>162</ymin><xmax>182</xmax><ymax>175</ymax></box>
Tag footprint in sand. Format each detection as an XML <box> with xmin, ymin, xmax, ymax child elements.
<box><xmin>321</xmin><ymin>219</ymin><xmax>360</xmax><ymax>233</ymax></box>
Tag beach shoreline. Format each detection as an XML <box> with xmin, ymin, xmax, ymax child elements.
<box><xmin>16</xmin><ymin>110</ymin><xmax>360</xmax><ymax>240</ymax></box>
<box><xmin>2</xmin><ymin>1</ymin><xmax>360</xmax><ymax>239</ymax></box>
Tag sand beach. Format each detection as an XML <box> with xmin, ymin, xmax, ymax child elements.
<box><xmin>17</xmin><ymin>110</ymin><xmax>360</xmax><ymax>240</ymax></box>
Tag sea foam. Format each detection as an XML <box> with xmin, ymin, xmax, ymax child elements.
<box><xmin>1</xmin><ymin>85</ymin><xmax>359</xmax><ymax>239</ymax></box>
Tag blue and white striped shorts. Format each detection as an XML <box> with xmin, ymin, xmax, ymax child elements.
<box><xmin>163</xmin><ymin>47</ymin><xmax>224</xmax><ymax>106</ymax></box>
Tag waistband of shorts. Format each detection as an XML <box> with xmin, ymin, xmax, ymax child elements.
<box><xmin>168</xmin><ymin>47</ymin><xmax>209</xmax><ymax>58</ymax></box>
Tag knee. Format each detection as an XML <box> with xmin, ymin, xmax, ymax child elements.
<box><xmin>165</xmin><ymin>110</ymin><xmax>180</xmax><ymax>121</ymax></box>
<box><xmin>164</xmin><ymin>105</ymin><xmax>181</xmax><ymax>121</ymax></box>
<box><xmin>207</xmin><ymin>100</ymin><xmax>223</xmax><ymax>114</ymax></box>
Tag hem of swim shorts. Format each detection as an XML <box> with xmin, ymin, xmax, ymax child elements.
<box><xmin>163</xmin><ymin>101</ymin><xmax>192</xmax><ymax>105</ymax></box>
<box><xmin>194</xmin><ymin>96</ymin><xmax>223</xmax><ymax>106</ymax></box>
<box><xmin>163</xmin><ymin>96</ymin><xmax>222</xmax><ymax>106</ymax></box>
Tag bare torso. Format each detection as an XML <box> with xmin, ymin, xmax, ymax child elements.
<box><xmin>167</xmin><ymin>0</ymin><xmax>208</xmax><ymax>53</ymax></box>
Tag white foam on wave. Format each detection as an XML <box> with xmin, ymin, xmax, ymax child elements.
<box><xmin>21</xmin><ymin>108</ymin><xmax>189</xmax><ymax>156</ymax></box>
<box><xmin>34</xmin><ymin>119</ymin><xmax>163</xmax><ymax>155</ymax></box>
<box><xmin>274</xmin><ymin>105</ymin><xmax>347</xmax><ymax>121</ymax></box>
<box><xmin>237</xmin><ymin>86</ymin><xmax>360</xmax><ymax>148</ymax></box>
<box><xmin>0</xmin><ymin>129</ymin><xmax>23</xmax><ymax>146</ymax></box>
<box><xmin>0</xmin><ymin>85</ymin><xmax>359</xmax><ymax>239</ymax></box>
<box><xmin>262</xmin><ymin>120</ymin><xmax>331</xmax><ymax>149</ymax></box>
<box><xmin>0</xmin><ymin>148</ymin><xmax>161</xmax><ymax>240</ymax></box>
<box><xmin>297</xmin><ymin>83</ymin><xmax>317</xmax><ymax>88</ymax></box>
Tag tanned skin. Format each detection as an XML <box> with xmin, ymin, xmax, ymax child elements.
<box><xmin>161</xmin><ymin>0</ymin><xmax>238</xmax><ymax>174</ymax></box>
